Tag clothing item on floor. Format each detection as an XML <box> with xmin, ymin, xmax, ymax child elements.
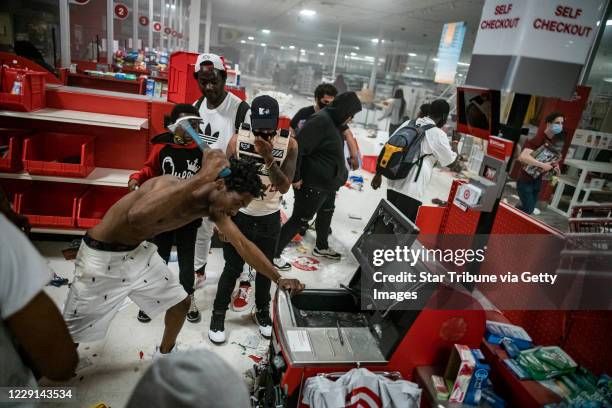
<box><xmin>126</xmin><ymin>350</ymin><xmax>250</xmax><ymax>408</ymax></box>
<box><xmin>63</xmin><ymin>240</ymin><xmax>187</xmax><ymax>343</ymax></box>
<box><xmin>273</xmin><ymin>257</ymin><xmax>292</xmax><ymax>271</ymax></box>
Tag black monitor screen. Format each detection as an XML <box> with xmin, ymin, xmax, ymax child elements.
<box><xmin>456</xmin><ymin>88</ymin><xmax>500</xmax><ymax>139</ymax></box>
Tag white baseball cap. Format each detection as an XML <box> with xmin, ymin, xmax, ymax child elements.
<box><xmin>194</xmin><ymin>53</ymin><xmax>226</xmax><ymax>73</ymax></box>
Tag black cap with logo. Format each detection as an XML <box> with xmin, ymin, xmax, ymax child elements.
<box><xmin>250</xmin><ymin>95</ymin><xmax>279</xmax><ymax>130</ymax></box>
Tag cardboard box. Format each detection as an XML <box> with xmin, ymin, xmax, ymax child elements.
<box><xmin>485</xmin><ymin>320</ymin><xmax>533</xmax><ymax>350</ymax></box>
<box><xmin>444</xmin><ymin>344</ymin><xmax>476</xmax><ymax>403</ymax></box>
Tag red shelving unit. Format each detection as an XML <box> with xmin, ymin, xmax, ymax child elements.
<box><xmin>0</xmin><ymin>84</ymin><xmax>173</xmax><ymax>235</ymax></box>
<box><xmin>0</xmin><ymin>128</ymin><xmax>29</xmax><ymax>172</ymax></box>
<box><xmin>23</xmin><ymin>132</ymin><xmax>95</xmax><ymax>178</ymax></box>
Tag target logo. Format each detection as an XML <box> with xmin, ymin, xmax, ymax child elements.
<box><xmin>164</xmin><ymin>27</ymin><xmax>172</xmax><ymax>35</ymax></box>
<box><xmin>171</xmin><ymin>30</ymin><xmax>177</xmax><ymax>37</ymax></box>
<box><xmin>70</xmin><ymin>0</ymin><xmax>91</xmax><ymax>5</ymax></box>
<box><xmin>153</xmin><ymin>22</ymin><xmax>162</xmax><ymax>32</ymax></box>
<box><xmin>139</xmin><ymin>16</ymin><xmax>149</xmax><ymax>26</ymax></box>
<box><xmin>114</xmin><ymin>3</ymin><xmax>129</xmax><ymax>20</ymax></box>
<box><xmin>463</xmin><ymin>189</ymin><xmax>471</xmax><ymax>200</ymax></box>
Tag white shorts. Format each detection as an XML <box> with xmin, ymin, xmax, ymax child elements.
<box><xmin>63</xmin><ymin>241</ymin><xmax>187</xmax><ymax>343</ymax></box>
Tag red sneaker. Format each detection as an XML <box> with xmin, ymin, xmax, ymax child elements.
<box><xmin>231</xmin><ymin>283</ymin><xmax>252</xmax><ymax>312</ymax></box>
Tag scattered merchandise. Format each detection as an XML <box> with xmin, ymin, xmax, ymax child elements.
<box><xmin>62</xmin><ymin>238</ymin><xmax>83</xmax><ymax>260</ymax></box>
<box><xmin>503</xmin><ymin>358</ymin><xmax>531</xmax><ymax>380</ymax></box>
<box><xmin>485</xmin><ymin>320</ymin><xmax>533</xmax><ymax>350</ymax></box>
<box><xmin>432</xmin><ymin>374</ymin><xmax>450</xmax><ymax>400</ymax></box>
<box><xmin>348</xmin><ymin>213</ymin><xmax>363</xmax><ymax>220</ymax></box>
<box><xmin>49</xmin><ymin>273</ymin><xmax>69</xmax><ymax>287</ymax></box>
<box><xmin>248</xmin><ymin>355</ymin><xmax>263</xmax><ymax>363</ymax></box>
<box><xmin>444</xmin><ymin>344</ymin><xmax>490</xmax><ymax>404</ymax></box>
<box><xmin>291</xmin><ymin>256</ymin><xmax>320</xmax><ymax>271</ymax></box>
<box><xmin>517</xmin><ymin>346</ymin><xmax>577</xmax><ymax>381</ymax></box>
<box><xmin>501</xmin><ymin>337</ymin><xmax>521</xmax><ymax>359</ymax></box>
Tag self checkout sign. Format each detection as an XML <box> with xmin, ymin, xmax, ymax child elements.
<box><xmin>466</xmin><ymin>0</ymin><xmax>604</xmax><ymax>99</ymax></box>
<box><xmin>114</xmin><ymin>3</ymin><xmax>129</xmax><ymax>20</ymax></box>
<box><xmin>152</xmin><ymin>22</ymin><xmax>162</xmax><ymax>32</ymax></box>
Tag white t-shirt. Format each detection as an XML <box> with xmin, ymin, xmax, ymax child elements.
<box><xmin>194</xmin><ymin>92</ymin><xmax>250</xmax><ymax>153</ymax></box>
<box><xmin>387</xmin><ymin>117</ymin><xmax>457</xmax><ymax>202</ymax></box>
<box><xmin>0</xmin><ymin>214</ymin><xmax>52</xmax><ymax>395</ymax></box>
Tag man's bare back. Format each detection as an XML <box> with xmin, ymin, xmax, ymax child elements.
<box><xmin>89</xmin><ymin>175</ymin><xmax>213</xmax><ymax>246</ymax></box>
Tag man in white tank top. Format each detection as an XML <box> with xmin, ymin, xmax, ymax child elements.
<box><xmin>208</xmin><ymin>95</ymin><xmax>298</xmax><ymax>344</ymax></box>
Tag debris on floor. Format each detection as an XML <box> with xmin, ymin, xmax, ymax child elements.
<box><xmin>242</xmin><ymin>334</ymin><xmax>260</xmax><ymax>349</ymax></box>
<box><xmin>291</xmin><ymin>256</ymin><xmax>320</xmax><ymax>271</ymax></box>
<box><xmin>296</xmin><ymin>245</ymin><xmax>308</xmax><ymax>254</ymax></box>
<box><xmin>139</xmin><ymin>351</ymin><xmax>144</xmax><ymax>360</ymax></box>
<box><xmin>49</xmin><ymin>273</ymin><xmax>69</xmax><ymax>287</ymax></box>
<box><xmin>89</xmin><ymin>403</ymin><xmax>110</xmax><ymax>408</ymax></box>
<box><xmin>248</xmin><ymin>354</ymin><xmax>263</xmax><ymax>363</ymax></box>
<box><xmin>76</xmin><ymin>357</ymin><xmax>93</xmax><ymax>372</ymax></box>
<box><xmin>348</xmin><ymin>214</ymin><xmax>363</xmax><ymax>220</ymax></box>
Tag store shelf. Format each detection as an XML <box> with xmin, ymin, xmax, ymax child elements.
<box><xmin>31</xmin><ymin>227</ymin><xmax>86</xmax><ymax>235</ymax></box>
<box><xmin>0</xmin><ymin>167</ymin><xmax>132</xmax><ymax>187</ymax></box>
<box><xmin>0</xmin><ymin>108</ymin><xmax>148</xmax><ymax>130</ymax></box>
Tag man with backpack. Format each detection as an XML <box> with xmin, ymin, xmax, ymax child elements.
<box><xmin>371</xmin><ymin>99</ymin><xmax>457</xmax><ymax>222</ymax></box>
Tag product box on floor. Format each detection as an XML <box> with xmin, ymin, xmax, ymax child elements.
<box><xmin>443</xmin><ymin>344</ymin><xmax>491</xmax><ymax>404</ymax></box>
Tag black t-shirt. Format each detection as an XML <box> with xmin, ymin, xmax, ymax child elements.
<box><xmin>291</xmin><ymin>106</ymin><xmax>349</xmax><ymax>133</ymax></box>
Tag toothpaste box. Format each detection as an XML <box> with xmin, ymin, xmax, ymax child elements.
<box><xmin>444</xmin><ymin>344</ymin><xmax>476</xmax><ymax>403</ymax></box>
<box><xmin>464</xmin><ymin>350</ymin><xmax>491</xmax><ymax>405</ymax></box>
<box><xmin>485</xmin><ymin>320</ymin><xmax>533</xmax><ymax>350</ymax></box>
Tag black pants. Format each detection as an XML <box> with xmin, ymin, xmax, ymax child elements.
<box><xmin>153</xmin><ymin>219</ymin><xmax>201</xmax><ymax>295</ymax></box>
<box><xmin>213</xmin><ymin>211</ymin><xmax>280</xmax><ymax>312</ymax></box>
<box><xmin>387</xmin><ymin>189</ymin><xmax>421</xmax><ymax>223</ymax></box>
<box><xmin>276</xmin><ymin>187</ymin><xmax>336</xmax><ymax>257</ymax></box>
<box><xmin>516</xmin><ymin>178</ymin><xmax>542</xmax><ymax>215</ymax></box>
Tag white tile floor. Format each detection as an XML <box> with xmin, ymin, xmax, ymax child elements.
<box><xmin>32</xmin><ymin>94</ymin><xmax>460</xmax><ymax>407</ymax></box>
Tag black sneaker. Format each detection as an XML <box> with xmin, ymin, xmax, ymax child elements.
<box><xmin>208</xmin><ymin>311</ymin><xmax>226</xmax><ymax>344</ymax></box>
<box><xmin>137</xmin><ymin>310</ymin><xmax>151</xmax><ymax>323</ymax></box>
<box><xmin>186</xmin><ymin>293</ymin><xmax>201</xmax><ymax>323</ymax></box>
<box><xmin>255</xmin><ymin>308</ymin><xmax>273</xmax><ymax>339</ymax></box>
<box><xmin>273</xmin><ymin>257</ymin><xmax>291</xmax><ymax>271</ymax></box>
<box><xmin>313</xmin><ymin>247</ymin><xmax>342</xmax><ymax>260</ymax></box>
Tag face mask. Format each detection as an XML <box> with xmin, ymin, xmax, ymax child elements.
<box><xmin>551</xmin><ymin>123</ymin><xmax>563</xmax><ymax>134</ymax></box>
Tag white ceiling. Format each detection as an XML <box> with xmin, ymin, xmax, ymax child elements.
<box><xmin>205</xmin><ymin>0</ymin><xmax>485</xmax><ymax>60</ymax></box>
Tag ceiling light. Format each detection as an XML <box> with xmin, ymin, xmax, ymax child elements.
<box><xmin>406</xmin><ymin>67</ymin><xmax>410</xmax><ymax>70</ymax></box>
<box><xmin>371</xmin><ymin>38</ymin><xmax>379</xmax><ymax>43</ymax></box>
<box><xmin>289</xmin><ymin>45</ymin><xmax>295</xmax><ymax>49</ymax></box>
<box><xmin>354</xmin><ymin>46</ymin><xmax>360</xmax><ymax>50</ymax></box>
<box><xmin>432</xmin><ymin>57</ymin><xmax>439</xmax><ymax>62</ymax></box>
<box><xmin>300</xmin><ymin>49</ymin><xmax>305</xmax><ymax>53</ymax></box>
<box><xmin>240</xmin><ymin>40</ymin><xmax>246</xmax><ymax>44</ymax></box>
<box><xmin>604</xmin><ymin>78</ymin><xmax>612</xmax><ymax>83</ymax></box>
<box><xmin>319</xmin><ymin>52</ymin><xmax>324</xmax><ymax>56</ymax></box>
<box><xmin>280</xmin><ymin>46</ymin><xmax>285</xmax><ymax>50</ymax></box>
<box><xmin>317</xmin><ymin>43</ymin><xmax>323</xmax><ymax>48</ymax></box>
<box><xmin>261</xmin><ymin>43</ymin><xmax>266</xmax><ymax>47</ymax></box>
<box><xmin>300</xmin><ymin>9</ymin><xmax>316</xmax><ymax>17</ymax></box>
<box><xmin>262</xmin><ymin>29</ymin><xmax>271</xmax><ymax>34</ymax></box>
<box><xmin>350</xmin><ymin>52</ymin><xmax>357</xmax><ymax>56</ymax></box>
<box><xmin>607</xmin><ymin>19</ymin><xmax>612</xmax><ymax>26</ymax></box>
<box><xmin>165</xmin><ymin>3</ymin><xmax>170</xmax><ymax>8</ymax></box>
<box><xmin>457</xmin><ymin>62</ymin><xmax>470</xmax><ymax>66</ymax></box>
<box><xmin>171</xmin><ymin>4</ymin><xmax>176</xmax><ymax>9</ymax></box>
<box><xmin>408</xmin><ymin>52</ymin><xmax>417</xmax><ymax>57</ymax></box>
<box><xmin>248</xmin><ymin>36</ymin><xmax>254</xmax><ymax>40</ymax></box>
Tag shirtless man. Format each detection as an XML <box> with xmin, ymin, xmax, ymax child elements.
<box><xmin>63</xmin><ymin>150</ymin><xmax>304</xmax><ymax>356</ymax></box>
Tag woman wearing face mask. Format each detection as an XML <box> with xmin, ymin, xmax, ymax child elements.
<box><xmin>516</xmin><ymin>112</ymin><xmax>565</xmax><ymax>215</ymax></box>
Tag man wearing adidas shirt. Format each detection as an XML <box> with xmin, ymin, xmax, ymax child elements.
<box><xmin>209</xmin><ymin>95</ymin><xmax>298</xmax><ymax>343</ymax></box>
<box><xmin>192</xmin><ymin>53</ymin><xmax>250</xmax><ymax>289</ymax></box>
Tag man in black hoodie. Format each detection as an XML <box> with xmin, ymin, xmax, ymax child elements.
<box><xmin>275</xmin><ymin>92</ymin><xmax>362</xmax><ymax>262</ymax></box>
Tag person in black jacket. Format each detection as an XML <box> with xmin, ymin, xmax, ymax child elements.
<box><xmin>275</xmin><ymin>92</ymin><xmax>362</xmax><ymax>262</ymax></box>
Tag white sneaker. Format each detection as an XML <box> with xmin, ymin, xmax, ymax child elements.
<box><xmin>208</xmin><ymin>312</ymin><xmax>226</xmax><ymax>344</ymax></box>
<box><xmin>255</xmin><ymin>308</ymin><xmax>273</xmax><ymax>339</ymax></box>
<box><xmin>273</xmin><ymin>257</ymin><xmax>291</xmax><ymax>271</ymax></box>
<box><xmin>533</xmin><ymin>208</ymin><xmax>541</xmax><ymax>215</ymax></box>
<box><xmin>152</xmin><ymin>344</ymin><xmax>178</xmax><ymax>360</ymax></box>
<box><xmin>313</xmin><ymin>247</ymin><xmax>342</xmax><ymax>260</ymax></box>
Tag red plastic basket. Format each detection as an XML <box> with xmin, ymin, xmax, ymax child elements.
<box><xmin>77</xmin><ymin>186</ymin><xmax>129</xmax><ymax>228</ymax></box>
<box><xmin>167</xmin><ymin>51</ymin><xmax>200</xmax><ymax>104</ymax></box>
<box><xmin>15</xmin><ymin>182</ymin><xmax>87</xmax><ymax>228</ymax></box>
<box><xmin>0</xmin><ymin>128</ymin><xmax>29</xmax><ymax>172</ymax></box>
<box><xmin>23</xmin><ymin>132</ymin><xmax>95</xmax><ymax>178</ymax></box>
<box><xmin>0</xmin><ymin>67</ymin><xmax>46</xmax><ymax>112</ymax></box>
<box><xmin>361</xmin><ymin>155</ymin><xmax>377</xmax><ymax>174</ymax></box>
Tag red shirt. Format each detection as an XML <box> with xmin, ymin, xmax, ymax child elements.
<box><xmin>518</xmin><ymin>132</ymin><xmax>564</xmax><ymax>182</ymax></box>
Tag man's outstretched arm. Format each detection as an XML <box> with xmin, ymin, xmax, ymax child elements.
<box><xmin>216</xmin><ymin>216</ymin><xmax>305</xmax><ymax>292</ymax></box>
